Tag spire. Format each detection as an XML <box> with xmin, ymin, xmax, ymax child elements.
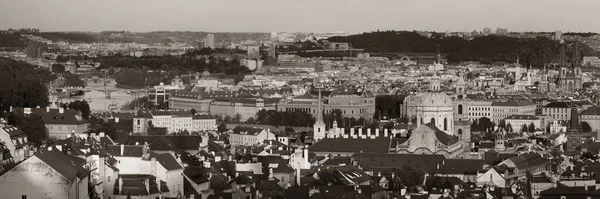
<box><xmin>316</xmin><ymin>89</ymin><xmax>323</xmax><ymax>123</ymax></box>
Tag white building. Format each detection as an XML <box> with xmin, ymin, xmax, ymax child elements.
<box><xmin>229</xmin><ymin>126</ymin><xmax>276</xmax><ymax>146</ymax></box>
<box><xmin>504</xmin><ymin>115</ymin><xmax>541</xmax><ymax>133</ymax></box>
<box><xmin>0</xmin><ymin>124</ymin><xmax>34</xmax><ymax>162</ymax></box>
<box><xmin>133</xmin><ymin>110</ymin><xmax>217</xmax><ymax>134</ymax></box>
<box><xmin>0</xmin><ymin>147</ymin><xmax>89</xmax><ymax>199</ymax></box>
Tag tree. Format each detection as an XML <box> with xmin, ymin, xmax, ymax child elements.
<box><xmin>51</xmin><ymin>64</ymin><xmax>65</xmax><ymax>73</ymax></box>
<box><xmin>234</xmin><ymin>113</ymin><xmax>242</xmax><ymax>123</ymax></box>
<box><xmin>478</xmin><ymin>117</ymin><xmax>494</xmax><ymax>133</ymax></box>
<box><xmin>64</xmin><ymin>100</ymin><xmax>91</xmax><ymax>120</ymax></box>
<box><xmin>285</xmin><ymin>127</ymin><xmax>295</xmax><ymax>133</ymax></box>
<box><xmin>246</xmin><ymin>117</ymin><xmax>255</xmax><ymax>124</ymax></box>
<box><xmin>528</xmin><ymin>123</ymin><xmax>536</xmax><ymax>133</ymax></box>
<box><xmin>190</xmin><ymin>109</ymin><xmax>197</xmax><ymax>115</ymax></box>
<box><xmin>223</xmin><ymin>115</ymin><xmax>232</xmax><ymax>122</ymax></box>
<box><xmin>581</xmin><ymin>122</ymin><xmax>592</xmax><ymax>133</ymax></box>
<box><xmin>506</xmin><ymin>123</ymin><xmax>513</xmax><ymax>133</ymax></box>
<box><xmin>471</xmin><ymin>119</ymin><xmax>479</xmax><ymax>132</ymax></box>
<box><xmin>522</xmin><ymin>124</ymin><xmax>529</xmax><ymax>133</ymax></box>
<box><xmin>498</xmin><ymin>120</ymin><xmax>506</xmax><ymax>129</ymax></box>
<box><xmin>217</xmin><ymin>123</ymin><xmax>228</xmax><ymax>132</ymax></box>
<box><xmin>0</xmin><ymin>58</ymin><xmax>51</xmax><ymax>112</ymax></box>
<box><xmin>8</xmin><ymin>113</ymin><xmax>48</xmax><ymax>146</ymax></box>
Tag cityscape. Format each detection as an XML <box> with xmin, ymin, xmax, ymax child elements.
<box><xmin>2</xmin><ymin>1</ymin><xmax>600</xmax><ymax>199</ymax></box>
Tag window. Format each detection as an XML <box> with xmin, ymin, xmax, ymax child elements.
<box><xmin>108</xmin><ymin>176</ymin><xmax>111</xmax><ymax>182</ymax></box>
<box><xmin>458</xmin><ymin>104</ymin><xmax>463</xmax><ymax>114</ymax></box>
<box><xmin>22</xmin><ymin>196</ymin><xmax>27</xmax><ymax>199</ymax></box>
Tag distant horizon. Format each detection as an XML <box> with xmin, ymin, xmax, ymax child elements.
<box><xmin>4</xmin><ymin>29</ymin><xmax>599</xmax><ymax>34</ymax></box>
<box><xmin>2</xmin><ymin>0</ymin><xmax>600</xmax><ymax>33</ymax></box>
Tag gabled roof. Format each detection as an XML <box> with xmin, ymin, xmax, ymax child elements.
<box><xmin>16</xmin><ymin>108</ymin><xmax>87</xmax><ymax>125</ymax></box>
<box><xmin>231</xmin><ymin>126</ymin><xmax>265</xmax><ymax>136</ymax></box>
<box><xmin>155</xmin><ymin>153</ymin><xmax>183</xmax><ymax>171</ymax></box>
<box><xmin>34</xmin><ymin>147</ymin><xmax>88</xmax><ymax>181</ymax></box>
<box><xmin>352</xmin><ymin>153</ymin><xmax>445</xmax><ymax>174</ymax></box>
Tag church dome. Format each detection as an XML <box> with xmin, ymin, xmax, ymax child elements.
<box><xmin>201</xmin><ymin>70</ymin><xmax>211</xmax><ymax>77</ymax></box>
<box><xmin>420</xmin><ymin>92</ymin><xmax>452</xmax><ymax>107</ymax></box>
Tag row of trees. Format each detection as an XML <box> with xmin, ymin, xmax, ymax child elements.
<box><xmin>110</xmin><ymin>56</ymin><xmax>250</xmax><ymax>88</ymax></box>
<box><xmin>374</xmin><ymin>95</ymin><xmax>405</xmax><ymax>119</ymax></box>
<box><xmin>327</xmin><ymin>31</ymin><xmax>598</xmax><ymax>66</ymax></box>
<box><xmin>253</xmin><ymin>109</ymin><xmax>316</xmax><ymax>127</ymax></box>
<box><xmin>122</xmin><ymin>96</ymin><xmax>169</xmax><ymax>110</ymax></box>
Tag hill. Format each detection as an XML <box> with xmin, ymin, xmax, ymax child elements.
<box><xmin>328</xmin><ymin>31</ymin><xmax>599</xmax><ymax>66</ymax></box>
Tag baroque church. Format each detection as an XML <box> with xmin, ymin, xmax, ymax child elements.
<box><xmin>311</xmin><ymin>74</ymin><xmax>472</xmax><ymax>159</ymax></box>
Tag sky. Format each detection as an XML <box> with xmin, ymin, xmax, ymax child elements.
<box><xmin>0</xmin><ymin>0</ymin><xmax>598</xmax><ymax>33</ymax></box>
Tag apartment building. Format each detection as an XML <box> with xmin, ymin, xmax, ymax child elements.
<box><xmin>133</xmin><ymin>110</ymin><xmax>217</xmax><ymax>134</ymax></box>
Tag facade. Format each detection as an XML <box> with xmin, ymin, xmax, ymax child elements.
<box><xmin>229</xmin><ymin>126</ymin><xmax>276</xmax><ymax>146</ymax></box>
<box><xmin>210</xmin><ymin>98</ymin><xmax>278</xmax><ymax>122</ymax></box>
<box><xmin>0</xmin><ymin>148</ymin><xmax>89</xmax><ymax>199</ymax></box>
<box><xmin>133</xmin><ymin>110</ymin><xmax>217</xmax><ymax>134</ymax></box>
<box><xmin>504</xmin><ymin>115</ymin><xmax>541</xmax><ymax>133</ymax></box>
<box><xmin>557</xmin><ymin>65</ymin><xmax>583</xmax><ymax>94</ymax></box>
<box><xmin>405</xmin><ymin>75</ymin><xmax>455</xmax><ymax>135</ymax></box>
<box><xmin>278</xmin><ymin>90</ymin><xmax>376</xmax><ymax>121</ymax></box>
<box><xmin>543</xmin><ymin>101</ymin><xmax>574</xmax><ymax>122</ymax></box>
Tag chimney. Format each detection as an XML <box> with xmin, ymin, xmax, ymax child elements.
<box><xmin>367</xmin><ymin>129</ymin><xmax>372</xmax><ymax>138</ymax></box>
<box><xmin>350</xmin><ymin>128</ymin><xmax>355</xmax><ymax>138</ymax></box>
<box><xmin>46</xmin><ymin>107</ymin><xmax>50</xmax><ymax>112</ymax></box>
<box><xmin>99</xmin><ymin>132</ymin><xmax>105</xmax><ymax>137</ymax></box>
<box><xmin>303</xmin><ymin>146</ymin><xmax>309</xmax><ymax>159</ymax></box>
<box><xmin>358</xmin><ymin>128</ymin><xmax>363</xmax><ymax>138</ymax></box>
<box><xmin>118</xmin><ymin>178</ymin><xmax>123</xmax><ymax>194</ymax></box>
<box><xmin>375</xmin><ymin>128</ymin><xmax>380</xmax><ymax>137</ymax></box>
<box><xmin>269</xmin><ymin>168</ymin><xmax>274</xmax><ymax>179</ymax></box>
<box><xmin>384</xmin><ymin>129</ymin><xmax>389</xmax><ymax>137</ymax></box>
<box><xmin>145</xmin><ymin>178</ymin><xmax>150</xmax><ymax>194</ymax></box>
<box><xmin>156</xmin><ymin>177</ymin><xmax>161</xmax><ymax>192</ymax></box>
<box><xmin>59</xmin><ymin>107</ymin><xmax>64</xmax><ymax>114</ymax></box>
<box><xmin>9</xmin><ymin>106</ymin><xmax>13</xmax><ymax>113</ymax></box>
<box><xmin>120</xmin><ymin>144</ymin><xmax>124</xmax><ymax>156</ymax></box>
<box><xmin>115</xmin><ymin>117</ymin><xmax>120</xmax><ymax>123</ymax></box>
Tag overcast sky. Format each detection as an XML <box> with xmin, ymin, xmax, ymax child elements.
<box><xmin>0</xmin><ymin>0</ymin><xmax>598</xmax><ymax>33</ymax></box>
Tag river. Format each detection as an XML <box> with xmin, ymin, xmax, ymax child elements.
<box><xmin>53</xmin><ymin>79</ymin><xmax>146</xmax><ymax>112</ymax></box>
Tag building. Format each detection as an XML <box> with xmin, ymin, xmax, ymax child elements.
<box><xmin>554</xmin><ymin>31</ymin><xmax>563</xmax><ymax>41</ymax></box>
<box><xmin>394</xmin><ymin>124</ymin><xmax>463</xmax><ymax>158</ymax></box>
<box><xmin>0</xmin><ymin>124</ymin><xmax>34</xmax><ymax>162</ymax></box>
<box><xmin>247</xmin><ymin>45</ymin><xmax>260</xmax><ymax>60</ymax></box>
<box><xmin>565</xmin><ymin>107</ymin><xmax>583</xmax><ymax>156</ymax></box>
<box><xmin>106</xmin><ymin>144</ymin><xmax>183</xmax><ymax>198</ymax></box>
<box><xmin>557</xmin><ymin>65</ymin><xmax>583</xmax><ymax>94</ymax></box>
<box><xmin>13</xmin><ymin>107</ymin><xmax>89</xmax><ymax>139</ymax></box>
<box><xmin>196</xmin><ymin>71</ymin><xmax>220</xmax><ymax>91</ymax></box>
<box><xmin>202</xmin><ymin>33</ymin><xmax>215</xmax><ymax>49</ymax></box>
<box><xmin>210</xmin><ymin>98</ymin><xmax>278</xmax><ymax>122</ymax></box>
<box><xmin>149</xmin><ymin>82</ymin><xmax>182</xmax><ymax>107</ymax></box>
<box><xmin>278</xmin><ymin>89</ymin><xmax>376</xmax><ymax>121</ymax></box>
<box><xmin>327</xmin><ymin>42</ymin><xmax>351</xmax><ymax>50</ymax></box>
<box><xmin>543</xmin><ymin>101</ymin><xmax>574</xmax><ymax>122</ymax></box>
<box><xmin>504</xmin><ymin>115</ymin><xmax>541</xmax><ymax>133</ymax></box>
<box><xmin>25</xmin><ymin>41</ymin><xmax>43</xmax><ymax>59</ymax></box>
<box><xmin>0</xmin><ymin>147</ymin><xmax>89</xmax><ymax>199</ymax></box>
<box><xmin>133</xmin><ymin>110</ymin><xmax>216</xmax><ymax>134</ymax></box>
<box><xmin>581</xmin><ymin>106</ymin><xmax>600</xmax><ymax>133</ymax></box>
<box><xmin>482</xmin><ymin>27</ymin><xmax>492</xmax><ymax>36</ymax></box>
<box><xmin>404</xmin><ymin>74</ymin><xmax>455</xmax><ymax>135</ymax></box>
<box><xmin>495</xmin><ymin>28</ymin><xmax>508</xmax><ymax>35</ymax></box>
<box><xmin>228</xmin><ymin>126</ymin><xmax>276</xmax><ymax>146</ymax></box>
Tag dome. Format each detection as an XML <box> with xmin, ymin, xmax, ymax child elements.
<box><xmin>420</xmin><ymin>92</ymin><xmax>452</xmax><ymax>107</ymax></box>
<box><xmin>201</xmin><ymin>70</ymin><xmax>211</xmax><ymax>77</ymax></box>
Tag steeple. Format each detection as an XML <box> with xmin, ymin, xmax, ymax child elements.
<box><xmin>430</xmin><ymin>73</ymin><xmax>441</xmax><ymax>92</ymax></box>
<box><xmin>313</xmin><ymin>88</ymin><xmax>326</xmax><ymax>141</ymax></box>
<box><xmin>316</xmin><ymin>89</ymin><xmax>323</xmax><ymax>123</ymax></box>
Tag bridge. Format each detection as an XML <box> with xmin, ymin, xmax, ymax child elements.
<box><xmin>54</xmin><ymin>86</ymin><xmax>148</xmax><ymax>99</ymax></box>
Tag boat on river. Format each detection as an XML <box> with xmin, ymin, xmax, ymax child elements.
<box><xmin>69</xmin><ymin>90</ymin><xmax>85</xmax><ymax>97</ymax></box>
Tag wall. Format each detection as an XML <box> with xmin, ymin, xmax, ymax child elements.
<box><xmin>0</xmin><ymin>156</ymin><xmax>74</xmax><ymax>199</ymax></box>
<box><xmin>114</xmin><ymin>157</ymin><xmax>151</xmax><ymax>174</ymax></box>
<box><xmin>47</xmin><ymin>123</ymin><xmax>89</xmax><ymax>139</ymax></box>
<box><xmin>476</xmin><ymin>169</ymin><xmax>506</xmax><ymax>188</ymax></box>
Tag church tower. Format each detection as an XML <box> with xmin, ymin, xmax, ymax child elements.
<box><xmin>494</xmin><ymin>128</ymin><xmax>506</xmax><ymax>151</ymax></box>
<box><xmin>565</xmin><ymin>107</ymin><xmax>582</xmax><ymax>156</ymax></box>
<box><xmin>313</xmin><ymin>89</ymin><xmax>326</xmax><ymax>141</ymax></box>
